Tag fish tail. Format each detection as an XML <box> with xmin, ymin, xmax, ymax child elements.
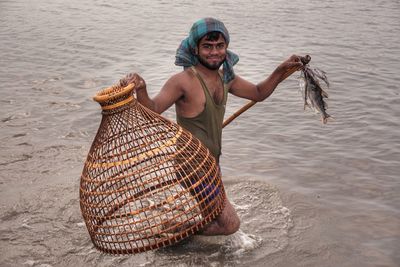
<box><xmin>322</xmin><ymin>113</ymin><xmax>332</xmax><ymax>124</ymax></box>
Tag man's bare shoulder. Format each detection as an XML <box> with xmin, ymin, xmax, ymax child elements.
<box><xmin>169</xmin><ymin>69</ymin><xmax>195</xmax><ymax>83</ymax></box>
<box><xmin>164</xmin><ymin>69</ymin><xmax>195</xmax><ymax>91</ymax></box>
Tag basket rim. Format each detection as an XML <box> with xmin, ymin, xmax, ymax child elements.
<box><xmin>93</xmin><ymin>83</ymin><xmax>136</xmax><ymax>103</ymax></box>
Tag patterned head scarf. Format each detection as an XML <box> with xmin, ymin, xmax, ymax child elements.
<box><xmin>175</xmin><ymin>17</ymin><xmax>239</xmax><ymax>83</ymax></box>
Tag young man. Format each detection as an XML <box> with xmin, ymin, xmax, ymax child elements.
<box><xmin>120</xmin><ymin>17</ymin><xmax>303</xmax><ymax>236</ymax></box>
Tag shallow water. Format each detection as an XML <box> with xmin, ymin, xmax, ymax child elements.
<box><xmin>1</xmin><ymin>0</ymin><xmax>399</xmax><ymax>266</ymax></box>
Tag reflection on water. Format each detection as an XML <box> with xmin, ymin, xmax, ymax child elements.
<box><xmin>0</xmin><ymin>0</ymin><xmax>399</xmax><ymax>266</ymax></box>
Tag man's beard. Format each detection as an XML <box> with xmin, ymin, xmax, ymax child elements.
<box><xmin>197</xmin><ymin>55</ymin><xmax>225</xmax><ymax>70</ymax></box>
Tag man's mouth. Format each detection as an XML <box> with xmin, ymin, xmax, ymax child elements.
<box><xmin>208</xmin><ymin>57</ymin><xmax>221</xmax><ymax>62</ymax></box>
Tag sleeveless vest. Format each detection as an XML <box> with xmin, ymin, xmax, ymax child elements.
<box><xmin>176</xmin><ymin>67</ymin><xmax>228</xmax><ymax>162</ymax></box>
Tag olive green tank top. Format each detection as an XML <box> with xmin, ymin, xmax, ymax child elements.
<box><xmin>177</xmin><ymin>67</ymin><xmax>228</xmax><ymax>162</ymax></box>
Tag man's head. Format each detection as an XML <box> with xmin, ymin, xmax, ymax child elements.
<box><xmin>175</xmin><ymin>17</ymin><xmax>239</xmax><ymax>83</ymax></box>
<box><xmin>196</xmin><ymin>31</ymin><xmax>227</xmax><ymax>70</ymax></box>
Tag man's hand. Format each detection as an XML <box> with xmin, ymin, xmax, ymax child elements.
<box><xmin>279</xmin><ymin>54</ymin><xmax>303</xmax><ymax>71</ymax></box>
<box><xmin>277</xmin><ymin>54</ymin><xmax>305</xmax><ymax>81</ymax></box>
<box><xmin>119</xmin><ymin>73</ymin><xmax>146</xmax><ymax>92</ymax></box>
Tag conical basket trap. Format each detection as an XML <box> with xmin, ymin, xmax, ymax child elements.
<box><xmin>80</xmin><ymin>83</ymin><xmax>226</xmax><ymax>254</ymax></box>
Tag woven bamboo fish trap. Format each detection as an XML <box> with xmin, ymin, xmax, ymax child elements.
<box><xmin>80</xmin><ymin>82</ymin><xmax>226</xmax><ymax>254</ymax></box>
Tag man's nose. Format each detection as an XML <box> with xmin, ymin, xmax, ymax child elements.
<box><xmin>210</xmin><ymin>46</ymin><xmax>219</xmax><ymax>54</ymax></box>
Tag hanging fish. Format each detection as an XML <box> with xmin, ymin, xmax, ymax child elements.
<box><xmin>299</xmin><ymin>55</ymin><xmax>331</xmax><ymax>124</ymax></box>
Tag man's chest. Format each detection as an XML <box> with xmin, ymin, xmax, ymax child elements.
<box><xmin>191</xmin><ymin>79</ymin><xmax>224</xmax><ymax>105</ymax></box>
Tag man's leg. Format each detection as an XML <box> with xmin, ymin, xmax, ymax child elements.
<box><xmin>199</xmin><ymin>198</ymin><xmax>240</xmax><ymax>236</ymax></box>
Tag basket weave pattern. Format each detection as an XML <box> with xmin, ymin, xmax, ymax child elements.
<box><xmin>80</xmin><ymin>83</ymin><xmax>226</xmax><ymax>254</ymax></box>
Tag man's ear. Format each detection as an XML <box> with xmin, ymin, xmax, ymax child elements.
<box><xmin>194</xmin><ymin>47</ymin><xmax>198</xmax><ymax>55</ymax></box>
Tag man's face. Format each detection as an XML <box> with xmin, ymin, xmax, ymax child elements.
<box><xmin>196</xmin><ymin>34</ymin><xmax>227</xmax><ymax>70</ymax></box>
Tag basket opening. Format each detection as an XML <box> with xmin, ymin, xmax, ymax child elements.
<box><xmin>93</xmin><ymin>83</ymin><xmax>136</xmax><ymax>110</ymax></box>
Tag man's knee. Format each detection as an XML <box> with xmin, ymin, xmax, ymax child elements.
<box><xmin>224</xmin><ymin>215</ymin><xmax>240</xmax><ymax>235</ymax></box>
<box><xmin>220</xmin><ymin>200</ymin><xmax>241</xmax><ymax>235</ymax></box>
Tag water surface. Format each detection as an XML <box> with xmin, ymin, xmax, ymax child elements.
<box><xmin>1</xmin><ymin>0</ymin><xmax>399</xmax><ymax>266</ymax></box>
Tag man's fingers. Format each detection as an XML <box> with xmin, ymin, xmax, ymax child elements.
<box><xmin>290</xmin><ymin>54</ymin><xmax>301</xmax><ymax>63</ymax></box>
<box><xmin>126</xmin><ymin>73</ymin><xmax>138</xmax><ymax>83</ymax></box>
<box><xmin>119</xmin><ymin>72</ymin><xmax>135</xmax><ymax>87</ymax></box>
<box><xmin>119</xmin><ymin>72</ymin><xmax>146</xmax><ymax>90</ymax></box>
<box><xmin>127</xmin><ymin>73</ymin><xmax>136</xmax><ymax>82</ymax></box>
<box><xmin>287</xmin><ymin>61</ymin><xmax>303</xmax><ymax>70</ymax></box>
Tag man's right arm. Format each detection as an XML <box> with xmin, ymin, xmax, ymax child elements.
<box><xmin>120</xmin><ymin>73</ymin><xmax>184</xmax><ymax>114</ymax></box>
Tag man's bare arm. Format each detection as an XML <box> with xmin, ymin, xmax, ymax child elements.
<box><xmin>229</xmin><ymin>55</ymin><xmax>303</xmax><ymax>102</ymax></box>
<box><xmin>120</xmin><ymin>73</ymin><xmax>184</xmax><ymax>114</ymax></box>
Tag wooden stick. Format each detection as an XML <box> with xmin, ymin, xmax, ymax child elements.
<box><xmin>222</xmin><ymin>100</ymin><xmax>256</xmax><ymax>128</ymax></box>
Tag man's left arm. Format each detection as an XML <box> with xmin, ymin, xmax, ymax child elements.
<box><xmin>229</xmin><ymin>55</ymin><xmax>303</xmax><ymax>101</ymax></box>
